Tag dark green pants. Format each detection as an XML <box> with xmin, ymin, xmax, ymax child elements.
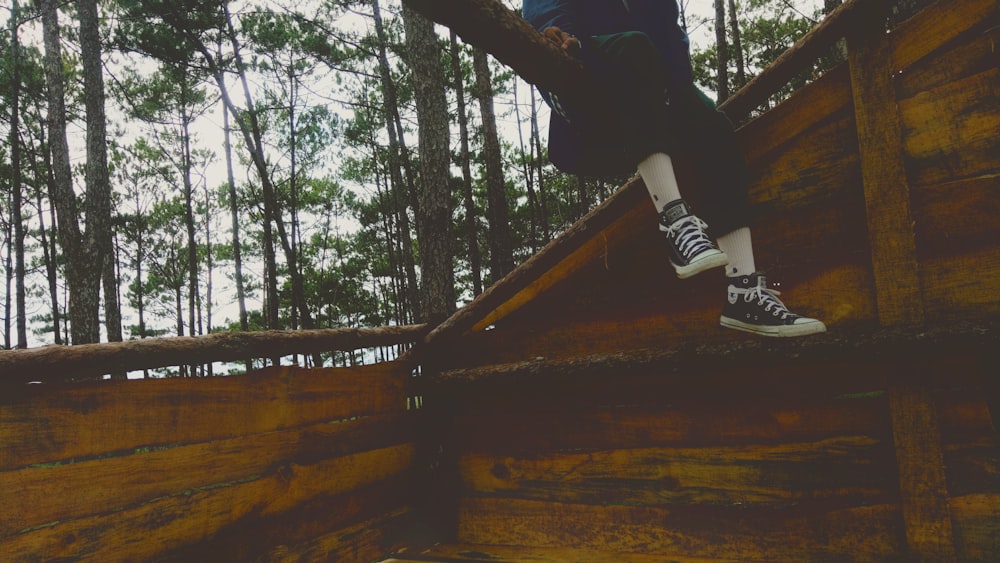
<box><xmin>575</xmin><ymin>31</ymin><xmax>752</xmax><ymax>236</ymax></box>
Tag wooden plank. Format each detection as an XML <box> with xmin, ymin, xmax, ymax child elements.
<box><xmin>894</xmin><ymin>15</ymin><xmax>1000</xmax><ymax>98</ymax></box>
<box><xmin>0</xmin><ymin>325</ymin><xmax>426</xmax><ymax>384</ymax></box>
<box><xmin>413</xmin><ymin>179</ymin><xmax>648</xmax><ymax>356</ymax></box>
<box><xmin>921</xmin><ymin>248</ymin><xmax>1000</xmax><ymax>321</ymax></box>
<box><xmin>0</xmin><ymin>363</ymin><xmax>409</xmax><ymax>470</ymax></box>
<box><xmin>414</xmin><ymin>543</ymin><xmax>757</xmax><ymax>562</ymax></box>
<box><xmin>460</xmin><ymin>436</ymin><xmax>894</xmax><ymax>508</ymax></box>
<box><xmin>457</xmin><ymin>497</ymin><xmax>904</xmax><ymax>561</ymax></box>
<box><xmin>2</xmin><ymin>443</ymin><xmax>416</xmax><ymax>561</ymax></box>
<box><xmin>890</xmin><ymin>0</ymin><xmax>998</xmax><ymax>73</ymax></box>
<box><xmin>899</xmin><ymin>67</ymin><xmax>1000</xmax><ymax>187</ymax></box>
<box><xmin>471</xmin><ymin>191</ymin><xmax>653</xmax><ymax>332</ymax></box>
<box><xmin>738</xmin><ymin>63</ymin><xmax>853</xmax><ymax>166</ymax></box>
<box><xmin>452</xmin><ymin>396</ymin><xmax>892</xmax><ymax>454</ymax></box>
<box><xmin>257</xmin><ymin>506</ymin><xmax>418</xmax><ymax>563</ymax></box>
<box><xmin>943</xmin><ymin>438</ymin><xmax>1000</xmax><ymax>497</ymax></box>
<box><xmin>911</xmin><ymin>175</ymin><xmax>1000</xmax><ymax>260</ymax></box>
<box><xmin>439</xmin><ymin>260</ymin><xmax>871</xmax><ymax>370</ymax></box>
<box><xmin>888</xmin><ymin>371</ymin><xmax>958</xmax><ymax>562</ymax></box>
<box><xmin>848</xmin><ymin>9</ymin><xmax>924</xmax><ymax>327</ymax></box>
<box><xmin>1</xmin><ymin>412</ymin><xmax>418</xmax><ymax>538</ymax></box>
<box><xmin>747</xmin><ymin>111</ymin><xmax>860</xmax><ymax>208</ymax></box>
<box><xmin>950</xmin><ymin>493</ymin><xmax>1000</xmax><ymax>562</ymax></box>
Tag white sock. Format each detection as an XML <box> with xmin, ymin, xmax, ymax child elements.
<box><xmin>717</xmin><ymin>227</ymin><xmax>756</xmax><ymax>277</ymax></box>
<box><xmin>637</xmin><ymin>153</ymin><xmax>682</xmax><ymax>212</ymax></box>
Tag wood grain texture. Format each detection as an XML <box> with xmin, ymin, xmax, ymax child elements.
<box><xmin>3</xmin><ymin>444</ymin><xmax>416</xmax><ymax>561</ymax></box>
<box><xmin>849</xmin><ymin>9</ymin><xmax>924</xmax><ymax>327</ymax></box>
<box><xmin>889</xmin><ymin>376</ymin><xmax>958</xmax><ymax>562</ymax></box>
<box><xmin>0</xmin><ymin>325</ymin><xmax>426</xmax><ymax>384</ymax></box>
<box><xmin>457</xmin><ymin>497</ymin><xmax>904</xmax><ymax>562</ymax></box>
<box><xmin>0</xmin><ymin>363</ymin><xmax>409</xmax><ymax>469</ymax></box>
<box><xmin>1</xmin><ymin>413</ymin><xmax>418</xmax><ymax>538</ymax></box>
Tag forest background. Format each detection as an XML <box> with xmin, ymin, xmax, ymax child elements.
<box><xmin>0</xmin><ymin>0</ymin><xmax>917</xmax><ymax>374</ymax></box>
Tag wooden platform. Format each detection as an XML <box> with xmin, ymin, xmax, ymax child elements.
<box><xmin>383</xmin><ymin>543</ymin><xmax>753</xmax><ymax>562</ymax></box>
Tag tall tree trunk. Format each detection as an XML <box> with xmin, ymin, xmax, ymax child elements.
<box><xmin>449</xmin><ymin>31</ymin><xmax>484</xmax><ymax>297</ymax></box>
<box><xmin>32</xmin><ymin>144</ymin><xmax>63</xmax><ymax>345</ymax></box>
<box><xmin>512</xmin><ymin>78</ymin><xmax>540</xmax><ymax>252</ymax></box>
<box><xmin>8</xmin><ymin>0</ymin><xmax>28</xmax><ymax>348</ymax></box>
<box><xmin>402</xmin><ymin>4</ymin><xmax>456</xmax><ymax>324</ymax></box>
<box><xmin>104</xmin><ymin>235</ymin><xmax>125</xmax><ymax>378</ymax></box>
<box><xmin>79</xmin><ymin>0</ymin><xmax>113</xmax><ymax>344</ymax></box>
<box><xmin>714</xmin><ymin>0</ymin><xmax>730</xmax><ymax>103</ymax></box>
<box><xmin>222</xmin><ymin>92</ymin><xmax>249</xmax><ymax>332</ymax></box>
<box><xmin>202</xmin><ymin>182</ymin><xmax>214</xmax><ymax>376</ymax></box>
<box><xmin>180</xmin><ymin>101</ymin><xmax>199</xmax><ymax>338</ymax></box>
<box><xmin>727</xmin><ymin>0</ymin><xmax>746</xmax><ymax>90</ymax></box>
<box><xmin>41</xmin><ymin>0</ymin><xmax>101</xmax><ymax>345</ymax></box>
<box><xmin>473</xmin><ymin>47</ymin><xmax>514</xmax><ymax>282</ymax></box>
<box><xmin>3</xmin><ymin>208</ymin><xmax>12</xmax><ymax>349</ymax></box>
<box><xmin>373</xmin><ymin>0</ymin><xmax>422</xmax><ymax>322</ymax></box>
<box><xmin>529</xmin><ymin>86</ymin><xmax>550</xmax><ymax>241</ymax></box>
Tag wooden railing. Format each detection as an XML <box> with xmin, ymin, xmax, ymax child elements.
<box><xmin>0</xmin><ymin>324</ymin><xmax>427</xmax><ymax>385</ymax></box>
<box><xmin>0</xmin><ymin>325</ymin><xmax>431</xmax><ymax>561</ymax></box>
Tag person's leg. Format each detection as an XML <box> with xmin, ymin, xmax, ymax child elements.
<box><xmin>590</xmin><ymin>32</ymin><xmax>727</xmax><ymax>278</ymax></box>
<box><xmin>668</xmin><ymin>90</ymin><xmax>825</xmax><ymax>336</ymax></box>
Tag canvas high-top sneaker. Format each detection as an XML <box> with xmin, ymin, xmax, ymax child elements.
<box><xmin>720</xmin><ymin>272</ymin><xmax>826</xmax><ymax>337</ymax></box>
<box><xmin>659</xmin><ymin>199</ymin><xmax>728</xmax><ymax>279</ymax></box>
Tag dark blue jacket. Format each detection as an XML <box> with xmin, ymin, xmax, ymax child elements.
<box><xmin>522</xmin><ymin>0</ymin><xmax>694</xmax><ymax>175</ymax></box>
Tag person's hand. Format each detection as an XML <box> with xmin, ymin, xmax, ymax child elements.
<box><xmin>542</xmin><ymin>26</ymin><xmax>582</xmax><ymax>56</ymax></box>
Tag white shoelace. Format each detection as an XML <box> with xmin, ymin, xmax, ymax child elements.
<box><xmin>663</xmin><ymin>216</ymin><xmax>714</xmax><ymax>260</ymax></box>
<box><xmin>731</xmin><ymin>277</ymin><xmax>794</xmax><ymax>320</ymax></box>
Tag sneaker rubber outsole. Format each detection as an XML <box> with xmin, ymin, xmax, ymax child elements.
<box><xmin>673</xmin><ymin>251</ymin><xmax>729</xmax><ymax>279</ymax></box>
<box><xmin>719</xmin><ymin>316</ymin><xmax>827</xmax><ymax>337</ymax></box>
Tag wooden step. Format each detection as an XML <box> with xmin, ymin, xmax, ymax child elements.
<box><xmin>383</xmin><ymin>543</ymin><xmax>758</xmax><ymax>562</ymax></box>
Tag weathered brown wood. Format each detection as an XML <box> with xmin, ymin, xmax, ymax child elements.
<box><xmin>432</xmin><ymin>321</ymin><xmax>998</xmax><ymax>388</ymax></box>
<box><xmin>259</xmin><ymin>506</ymin><xmax>419</xmax><ymax>563</ymax></box>
<box><xmin>471</xmin><ymin>189</ymin><xmax>652</xmax><ymax>332</ymax></box>
<box><xmin>410</xmin><ymin>543</ymin><xmax>752</xmax><ymax>563</ymax></box>
<box><xmin>719</xmin><ymin>0</ymin><xmax>883</xmax><ymax>121</ymax></box>
<box><xmin>848</xmin><ymin>7</ymin><xmax>924</xmax><ymax>327</ymax></box>
<box><xmin>2</xmin><ymin>444</ymin><xmax>416</xmax><ymax>561</ymax></box>
<box><xmin>912</xmin><ymin>176</ymin><xmax>1000</xmax><ymax>259</ymax></box>
<box><xmin>921</xmin><ymin>250</ymin><xmax>1000</xmax><ymax>321</ymax></box>
<box><xmin>399</xmin><ymin>0</ymin><xmax>591</xmax><ymax>110</ymax></box>
<box><xmin>457</xmin><ymin>497</ymin><xmax>904</xmax><ymax>561</ymax></box>
<box><xmin>0</xmin><ymin>363</ymin><xmax>409</xmax><ymax>470</ymax></box>
<box><xmin>950</xmin><ymin>493</ymin><xmax>1000</xmax><ymax>561</ymax></box>
<box><xmin>0</xmin><ymin>412</ymin><xmax>418</xmax><ymax>538</ymax></box>
<box><xmin>894</xmin><ymin>10</ymin><xmax>1000</xmax><ymax>98</ymax></box>
<box><xmin>899</xmin><ymin>67</ymin><xmax>1000</xmax><ymax>187</ymax></box>
<box><xmin>890</xmin><ymin>0</ymin><xmax>999</xmax><ymax>74</ymax></box>
<box><xmin>461</xmin><ymin>436</ymin><xmax>893</xmax><ymax>508</ymax></box>
<box><xmin>738</xmin><ymin>63</ymin><xmax>854</xmax><ymax>165</ymax></box>
<box><xmin>0</xmin><ymin>324</ymin><xmax>426</xmax><ymax>384</ymax></box>
<box><xmin>888</xmin><ymin>371</ymin><xmax>958</xmax><ymax>562</ymax></box>
<box><xmin>411</xmin><ymin>179</ymin><xmax>647</xmax><ymax>356</ymax></box>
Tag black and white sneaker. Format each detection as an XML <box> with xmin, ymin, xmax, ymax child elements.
<box><xmin>720</xmin><ymin>272</ymin><xmax>826</xmax><ymax>337</ymax></box>
<box><xmin>659</xmin><ymin>199</ymin><xmax>728</xmax><ymax>279</ymax></box>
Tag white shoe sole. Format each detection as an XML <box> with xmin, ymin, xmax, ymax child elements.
<box><xmin>720</xmin><ymin>316</ymin><xmax>827</xmax><ymax>337</ymax></box>
<box><xmin>673</xmin><ymin>251</ymin><xmax>729</xmax><ymax>279</ymax></box>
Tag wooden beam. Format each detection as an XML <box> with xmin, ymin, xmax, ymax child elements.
<box><xmin>409</xmin><ymin>180</ymin><xmax>648</xmax><ymax>358</ymax></box>
<box><xmin>400</xmin><ymin>0</ymin><xmax>599</xmax><ymax>110</ymax></box>
<box><xmin>848</xmin><ymin>5</ymin><xmax>924</xmax><ymax>327</ymax></box>
<box><xmin>888</xmin><ymin>366</ymin><xmax>958</xmax><ymax>562</ymax></box>
<box><xmin>0</xmin><ymin>325</ymin><xmax>427</xmax><ymax>384</ymax></box>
